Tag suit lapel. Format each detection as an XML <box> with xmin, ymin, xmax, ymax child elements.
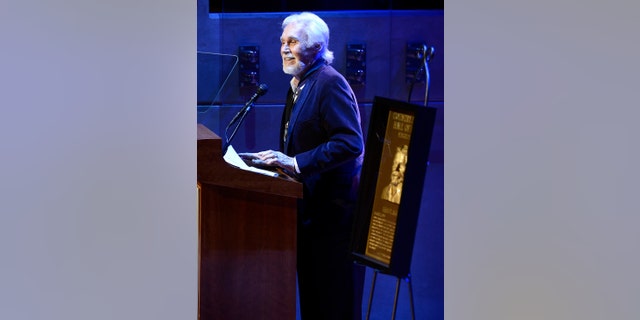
<box><xmin>283</xmin><ymin>60</ymin><xmax>326</xmax><ymax>154</ymax></box>
<box><xmin>284</xmin><ymin>76</ymin><xmax>316</xmax><ymax>154</ymax></box>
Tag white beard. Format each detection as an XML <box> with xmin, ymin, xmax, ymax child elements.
<box><xmin>283</xmin><ymin>60</ymin><xmax>307</xmax><ymax>76</ymax></box>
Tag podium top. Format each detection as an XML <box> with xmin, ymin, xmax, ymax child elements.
<box><xmin>197</xmin><ymin>124</ymin><xmax>303</xmax><ymax>199</ymax></box>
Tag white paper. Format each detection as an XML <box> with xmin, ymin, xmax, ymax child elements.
<box><xmin>223</xmin><ymin>145</ymin><xmax>279</xmax><ymax>177</ymax></box>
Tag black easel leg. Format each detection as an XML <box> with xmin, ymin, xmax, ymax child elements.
<box><xmin>407</xmin><ymin>275</ymin><xmax>416</xmax><ymax>320</ymax></box>
<box><xmin>391</xmin><ymin>277</ymin><xmax>401</xmax><ymax>319</ymax></box>
<box><xmin>365</xmin><ymin>270</ymin><xmax>378</xmax><ymax>320</ymax></box>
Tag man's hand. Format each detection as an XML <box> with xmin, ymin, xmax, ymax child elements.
<box><xmin>239</xmin><ymin>150</ymin><xmax>295</xmax><ymax>173</ymax></box>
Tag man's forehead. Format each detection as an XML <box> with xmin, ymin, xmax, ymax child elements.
<box><xmin>281</xmin><ymin>24</ymin><xmax>302</xmax><ymax>36</ymax></box>
<box><xmin>281</xmin><ymin>34</ymin><xmax>299</xmax><ymax>40</ymax></box>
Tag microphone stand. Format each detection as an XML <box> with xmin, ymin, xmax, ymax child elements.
<box><xmin>222</xmin><ymin>83</ymin><xmax>268</xmax><ymax>154</ymax></box>
<box><xmin>223</xmin><ymin>100</ymin><xmax>254</xmax><ymax>154</ymax></box>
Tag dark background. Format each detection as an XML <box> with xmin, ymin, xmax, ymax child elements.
<box><xmin>210</xmin><ymin>0</ymin><xmax>443</xmax><ymax>12</ymax></box>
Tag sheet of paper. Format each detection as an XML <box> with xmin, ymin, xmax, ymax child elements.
<box><xmin>223</xmin><ymin>145</ymin><xmax>279</xmax><ymax>177</ymax></box>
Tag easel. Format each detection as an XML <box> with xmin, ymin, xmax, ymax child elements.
<box><xmin>351</xmin><ymin>45</ymin><xmax>437</xmax><ymax>320</ymax></box>
<box><xmin>365</xmin><ymin>269</ymin><xmax>416</xmax><ymax>320</ymax></box>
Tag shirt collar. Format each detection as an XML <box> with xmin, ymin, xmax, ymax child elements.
<box><xmin>290</xmin><ymin>58</ymin><xmax>326</xmax><ymax>92</ymax></box>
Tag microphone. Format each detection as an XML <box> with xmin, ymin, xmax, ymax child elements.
<box><xmin>228</xmin><ymin>83</ymin><xmax>268</xmax><ymax>126</ymax></box>
<box><xmin>224</xmin><ymin>83</ymin><xmax>269</xmax><ymax>151</ymax></box>
<box><xmin>247</xmin><ymin>83</ymin><xmax>269</xmax><ymax>106</ymax></box>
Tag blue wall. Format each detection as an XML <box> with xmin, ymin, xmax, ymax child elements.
<box><xmin>197</xmin><ymin>9</ymin><xmax>443</xmax><ymax>104</ymax></box>
<box><xmin>196</xmin><ymin>5</ymin><xmax>443</xmax><ymax>162</ymax></box>
<box><xmin>196</xmin><ymin>4</ymin><xmax>444</xmax><ymax>320</ymax></box>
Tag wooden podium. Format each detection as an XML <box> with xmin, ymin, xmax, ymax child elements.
<box><xmin>197</xmin><ymin>124</ymin><xmax>302</xmax><ymax>320</ymax></box>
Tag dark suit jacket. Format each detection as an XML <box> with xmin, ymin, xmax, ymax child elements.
<box><xmin>280</xmin><ymin>60</ymin><xmax>364</xmax><ymax>231</ymax></box>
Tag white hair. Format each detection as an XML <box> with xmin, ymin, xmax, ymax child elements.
<box><xmin>282</xmin><ymin>12</ymin><xmax>334</xmax><ymax>64</ymax></box>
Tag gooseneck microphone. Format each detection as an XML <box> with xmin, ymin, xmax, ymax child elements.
<box><xmin>227</xmin><ymin>83</ymin><xmax>268</xmax><ymax>126</ymax></box>
<box><xmin>224</xmin><ymin>83</ymin><xmax>268</xmax><ymax>153</ymax></box>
